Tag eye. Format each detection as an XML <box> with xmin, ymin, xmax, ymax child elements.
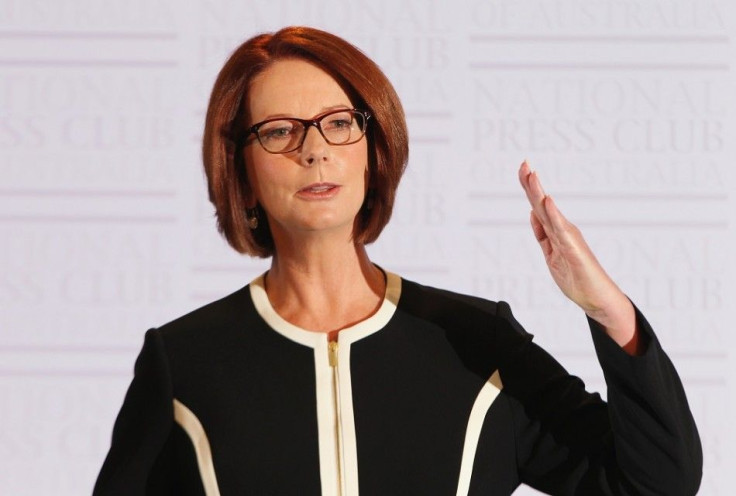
<box><xmin>266</xmin><ymin>128</ymin><xmax>291</xmax><ymax>139</ymax></box>
<box><xmin>260</xmin><ymin>121</ymin><xmax>297</xmax><ymax>140</ymax></box>
<box><xmin>323</xmin><ymin>112</ymin><xmax>353</xmax><ymax>130</ymax></box>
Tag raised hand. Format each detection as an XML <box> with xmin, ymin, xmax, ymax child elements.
<box><xmin>518</xmin><ymin>161</ymin><xmax>640</xmax><ymax>353</ymax></box>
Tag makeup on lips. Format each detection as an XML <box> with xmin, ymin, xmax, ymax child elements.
<box><xmin>296</xmin><ymin>182</ymin><xmax>341</xmax><ymax>200</ymax></box>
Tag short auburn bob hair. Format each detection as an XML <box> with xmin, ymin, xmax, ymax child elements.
<box><xmin>202</xmin><ymin>26</ymin><xmax>409</xmax><ymax>257</ymax></box>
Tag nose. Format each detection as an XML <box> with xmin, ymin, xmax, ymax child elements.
<box><xmin>300</xmin><ymin>124</ymin><xmax>331</xmax><ymax>167</ymax></box>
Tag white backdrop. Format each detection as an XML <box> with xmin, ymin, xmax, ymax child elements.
<box><xmin>1</xmin><ymin>1</ymin><xmax>734</xmax><ymax>494</ymax></box>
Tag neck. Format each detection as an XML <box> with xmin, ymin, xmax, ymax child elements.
<box><xmin>264</xmin><ymin>233</ymin><xmax>385</xmax><ymax>338</ymax></box>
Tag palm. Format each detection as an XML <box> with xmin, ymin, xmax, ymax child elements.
<box><xmin>518</xmin><ymin>160</ymin><xmax>640</xmax><ymax>352</ymax></box>
<box><xmin>518</xmin><ymin>161</ymin><xmax>621</xmax><ymax>315</ymax></box>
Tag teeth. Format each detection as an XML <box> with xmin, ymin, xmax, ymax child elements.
<box><xmin>309</xmin><ymin>185</ymin><xmax>331</xmax><ymax>192</ymax></box>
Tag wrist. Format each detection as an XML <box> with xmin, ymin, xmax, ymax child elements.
<box><xmin>585</xmin><ymin>295</ymin><xmax>641</xmax><ymax>354</ymax></box>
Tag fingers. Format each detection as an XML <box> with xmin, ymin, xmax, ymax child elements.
<box><xmin>518</xmin><ymin>159</ymin><xmax>531</xmax><ymax>187</ymax></box>
<box><xmin>544</xmin><ymin>194</ymin><xmax>576</xmax><ymax>243</ymax></box>
<box><xmin>530</xmin><ymin>210</ymin><xmax>553</xmax><ymax>258</ymax></box>
<box><xmin>519</xmin><ymin>160</ymin><xmax>552</xmax><ymax>229</ymax></box>
<box><xmin>529</xmin><ymin>209</ymin><xmax>547</xmax><ymax>242</ymax></box>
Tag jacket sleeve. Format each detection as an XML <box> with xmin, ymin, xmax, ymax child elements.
<box><xmin>498</xmin><ymin>302</ymin><xmax>703</xmax><ymax>495</ymax></box>
<box><xmin>93</xmin><ymin>329</ymin><xmax>174</xmax><ymax>495</ymax></box>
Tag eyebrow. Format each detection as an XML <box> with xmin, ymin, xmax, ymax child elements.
<box><xmin>257</xmin><ymin>104</ymin><xmax>352</xmax><ymax>122</ymax></box>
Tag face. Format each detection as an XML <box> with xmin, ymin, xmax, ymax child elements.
<box><xmin>243</xmin><ymin>59</ymin><xmax>369</xmax><ymax>245</ymax></box>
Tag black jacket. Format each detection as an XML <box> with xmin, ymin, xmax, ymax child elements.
<box><xmin>94</xmin><ymin>272</ymin><xmax>702</xmax><ymax>495</ymax></box>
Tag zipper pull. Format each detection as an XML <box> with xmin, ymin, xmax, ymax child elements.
<box><xmin>328</xmin><ymin>340</ymin><xmax>339</xmax><ymax>368</ymax></box>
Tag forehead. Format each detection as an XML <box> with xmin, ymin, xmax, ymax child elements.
<box><xmin>248</xmin><ymin>58</ymin><xmax>353</xmax><ymax>121</ymax></box>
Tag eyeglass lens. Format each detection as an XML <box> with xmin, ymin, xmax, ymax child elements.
<box><xmin>257</xmin><ymin>110</ymin><xmax>366</xmax><ymax>153</ymax></box>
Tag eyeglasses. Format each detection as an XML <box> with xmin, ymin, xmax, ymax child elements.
<box><xmin>246</xmin><ymin>108</ymin><xmax>371</xmax><ymax>154</ymax></box>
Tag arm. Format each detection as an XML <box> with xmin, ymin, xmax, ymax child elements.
<box><xmin>511</xmin><ymin>162</ymin><xmax>702</xmax><ymax>493</ymax></box>
<box><xmin>496</xmin><ymin>302</ymin><xmax>702</xmax><ymax>495</ymax></box>
<box><xmin>93</xmin><ymin>329</ymin><xmax>174</xmax><ymax>495</ymax></box>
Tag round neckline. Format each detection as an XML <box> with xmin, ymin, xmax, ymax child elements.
<box><xmin>249</xmin><ymin>269</ymin><xmax>402</xmax><ymax>347</ymax></box>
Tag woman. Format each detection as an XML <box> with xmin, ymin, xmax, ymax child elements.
<box><xmin>94</xmin><ymin>27</ymin><xmax>702</xmax><ymax>495</ymax></box>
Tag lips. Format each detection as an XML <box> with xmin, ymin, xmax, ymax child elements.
<box><xmin>296</xmin><ymin>182</ymin><xmax>340</xmax><ymax>199</ymax></box>
<box><xmin>299</xmin><ymin>183</ymin><xmax>338</xmax><ymax>193</ymax></box>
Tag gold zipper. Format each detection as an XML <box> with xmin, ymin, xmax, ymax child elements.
<box><xmin>329</xmin><ymin>340</ymin><xmax>339</xmax><ymax>367</ymax></box>
<box><xmin>329</xmin><ymin>340</ymin><xmax>344</xmax><ymax>495</ymax></box>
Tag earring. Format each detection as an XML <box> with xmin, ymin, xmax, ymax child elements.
<box><xmin>246</xmin><ymin>208</ymin><xmax>258</xmax><ymax>229</ymax></box>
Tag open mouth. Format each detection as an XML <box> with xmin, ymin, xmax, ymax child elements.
<box><xmin>299</xmin><ymin>183</ymin><xmax>339</xmax><ymax>194</ymax></box>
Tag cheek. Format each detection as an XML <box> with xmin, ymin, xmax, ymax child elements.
<box><xmin>244</xmin><ymin>150</ymin><xmax>278</xmax><ymax>202</ymax></box>
<box><xmin>348</xmin><ymin>142</ymin><xmax>370</xmax><ymax>182</ymax></box>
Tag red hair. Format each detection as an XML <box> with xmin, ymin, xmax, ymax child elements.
<box><xmin>202</xmin><ymin>26</ymin><xmax>409</xmax><ymax>257</ymax></box>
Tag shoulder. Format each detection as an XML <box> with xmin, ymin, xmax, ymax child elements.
<box><xmin>154</xmin><ymin>283</ymin><xmax>256</xmax><ymax>349</ymax></box>
<box><xmin>395</xmin><ymin>276</ymin><xmax>532</xmax><ymax>353</ymax></box>
<box><xmin>398</xmin><ymin>277</ymin><xmax>527</xmax><ymax>332</ymax></box>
